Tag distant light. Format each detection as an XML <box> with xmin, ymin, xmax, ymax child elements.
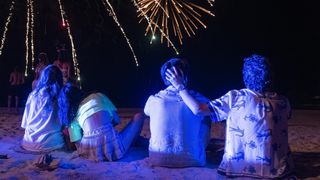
<box><xmin>61</xmin><ymin>20</ymin><xmax>69</xmax><ymax>28</ymax></box>
<box><xmin>176</xmin><ymin>52</ymin><xmax>179</xmax><ymax>55</ymax></box>
<box><xmin>152</xmin><ymin>35</ymin><xmax>156</xmax><ymax>40</ymax></box>
<box><xmin>77</xmin><ymin>76</ymin><xmax>80</xmax><ymax>81</ymax></box>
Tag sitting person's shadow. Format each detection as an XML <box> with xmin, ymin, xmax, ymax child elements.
<box><xmin>292</xmin><ymin>152</ymin><xmax>320</xmax><ymax>179</ymax></box>
<box><xmin>206</xmin><ymin>138</ymin><xmax>225</xmax><ymax>168</ymax></box>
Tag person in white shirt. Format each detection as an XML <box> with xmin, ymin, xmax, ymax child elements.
<box><xmin>144</xmin><ymin>58</ymin><xmax>211</xmax><ymax>167</ymax></box>
<box><xmin>166</xmin><ymin>54</ymin><xmax>293</xmax><ymax>178</ymax></box>
<box><xmin>21</xmin><ymin>65</ymin><xmax>65</xmax><ymax>152</ymax></box>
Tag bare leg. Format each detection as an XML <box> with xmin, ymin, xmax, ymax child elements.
<box><xmin>15</xmin><ymin>96</ymin><xmax>19</xmax><ymax>112</ymax></box>
<box><xmin>7</xmin><ymin>95</ymin><xmax>12</xmax><ymax>112</ymax></box>
<box><xmin>119</xmin><ymin>112</ymin><xmax>145</xmax><ymax>152</ymax></box>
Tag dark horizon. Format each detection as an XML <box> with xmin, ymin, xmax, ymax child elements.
<box><xmin>0</xmin><ymin>0</ymin><xmax>319</xmax><ymax>108</ymax></box>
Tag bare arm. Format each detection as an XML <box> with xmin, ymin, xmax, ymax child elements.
<box><xmin>178</xmin><ymin>89</ymin><xmax>211</xmax><ymax>116</ymax></box>
<box><xmin>166</xmin><ymin>67</ymin><xmax>211</xmax><ymax>116</ymax></box>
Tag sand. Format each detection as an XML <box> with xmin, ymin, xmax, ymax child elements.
<box><xmin>0</xmin><ymin>108</ymin><xmax>319</xmax><ymax>179</ymax></box>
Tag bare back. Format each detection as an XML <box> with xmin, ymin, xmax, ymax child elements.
<box><xmin>10</xmin><ymin>71</ymin><xmax>24</xmax><ymax>86</ymax></box>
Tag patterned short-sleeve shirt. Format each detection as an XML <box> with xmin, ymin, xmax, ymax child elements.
<box><xmin>208</xmin><ymin>88</ymin><xmax>293</xmax><ymax>178</ymax></box>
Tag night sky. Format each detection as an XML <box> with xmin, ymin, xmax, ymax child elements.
<box><xmin>0</xmin><ymin>0</ymin><xmax>319</xmax><ymax>108</ymax></box>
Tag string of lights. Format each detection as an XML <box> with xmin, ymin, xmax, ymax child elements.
<box><xmin>30</xmin><ymin>0</ymin><xmax>35</xmax><ymax>70</ymax></box>
<box><xmin>57</xmin><ymin>0</ymin><xmax>81</xmax><ymax>87</ymax></box>
<box><xmin>101</xmin><ymin>0</ymin><xmax>139</xmax><ymax>66</ymax></box>
<box><xmin>0</xmin><ymin>1</ymin><xmax>15</xmax><ymax>57</ymax></box>
<box><xmin>66</xmin><ymin>20</ymin><xmax>81</xmax><ymax>82</ymax></box>
<box><xmin>57</xmin><ymin>0</ymin><xmax>66</xmax><ymax>27</ymax></box>
<box><xmin>25</xmin><ymin>0</ymin><xmax>30</xmax><ymax>76</ymax></box>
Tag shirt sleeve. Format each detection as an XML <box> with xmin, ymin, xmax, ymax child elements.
<box><xmin>144</xmin><ymin>96</ymin><xmax>153</xmax><ymax>116</ymax></box>
<box><xmin>207</xmin><ymin>90</ymin><xmax>237</xmax><ymax>122</ymax></box>
<box><xmin>68</xmin><ymin>121</ymin><xmax>82</xmax><ymax>142</ymax></box>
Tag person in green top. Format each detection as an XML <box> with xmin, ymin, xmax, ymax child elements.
<box><xmin>58</xmin><ymin>82</ymin><xmax>145</xmax><ymax>162</ymax></box>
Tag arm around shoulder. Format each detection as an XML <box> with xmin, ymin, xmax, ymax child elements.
<box><xmin>179</xmin><ymin>89</ymin><xmax>211</xmax><ymax>116</ymax></box>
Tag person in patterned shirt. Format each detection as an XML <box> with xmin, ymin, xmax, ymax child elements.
<box><xmin>166</xmin><ymin>54</ymin><xmax>294</xmax><ymax>178</ymax></box>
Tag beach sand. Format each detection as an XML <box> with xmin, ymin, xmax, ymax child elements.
<box><xmin>0</xmin><ymin>108</ymin><xmax>319</xmax><ymax>179</ymax></box>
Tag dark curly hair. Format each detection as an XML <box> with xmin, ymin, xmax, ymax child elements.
<box><xmin>58</xmin><ymin>82</ymin><xmax>85</xmax><ymax>126</ymax></box>
<box><xmin>34</xmin><ymin>65</ymin><xmax>63</xmax><ymax>101</ymax></box>
<box><xmin>242</xmin><ymin>54</ymin><xmax>272</xmax><ymax>93</ymax></box>
<box><xmin>160</xmin><ymin>57</ymin><xmax>189</xmax><ymax>86</ymax></box>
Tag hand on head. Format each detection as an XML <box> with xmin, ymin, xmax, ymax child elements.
<box><xmin>165</xmin><ymin>67</ymin><xmax>186</xmax><ymax>91</ymax></box>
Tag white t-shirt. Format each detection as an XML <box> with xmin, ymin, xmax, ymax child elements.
<box><xmin>21</xmin><ymin>88</ymin><xmax>64</xmax><ymax>152</ymax></box>
<box><xmin>144</xmin><ymin>86</ymin><xmax>210</xmax><ymax>167</ymax></box>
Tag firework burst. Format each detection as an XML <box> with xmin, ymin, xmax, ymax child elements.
<box><xmin>134</xmin><ymin>0</ymin><xmax>214</xmax><ymax>45</ymax></box>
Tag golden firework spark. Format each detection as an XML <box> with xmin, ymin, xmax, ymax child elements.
<box><xmin>134</xmin><ymin>0</ymin><xmax>214</xmax><ymax>45</ymax></box>
<box><xmin>207</xmin><ymin>0</ymin><xmax>214</xmax><ymax>7</ymax></box>
<box><xmin>132</xmin><ymin>0</ymin><xmax>180</xmax><ymax>55</ymax></box>
<box><xmin>101</xmin><ymin>0</ymin><xmax>139</xmax><ymax>66</ymax></box>
<box><xmin>0</xmin><ymin>1</ymin><xmax>15</xmax><ymax>57</ymax></box>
